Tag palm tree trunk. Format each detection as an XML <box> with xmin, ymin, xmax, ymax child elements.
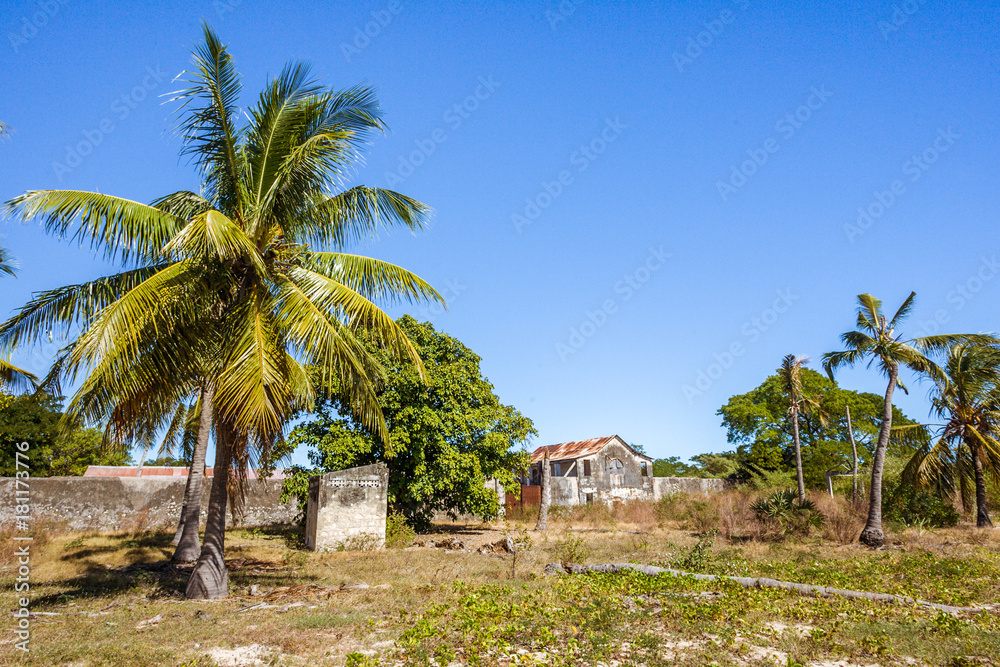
<box><xmin>792</xmin><ymin>406</ymin><xmax>805</xmax><ymax>502</ymax></box>
<box><xmin>860</xmin><ymin>366</ymin><xmax>897</xmax><ymax>548</ymax></box>
<box><xmin>970</xmin><ymin>445</ymin><xmax>993</xmax><ymax>528</ymax></box>
<box><xmin>172</xmin><ymin>382</ymin><xmax>214</xmax><ymax>560</ymax></box>
<box><xmin>534</xmin><ymin>454</ymin><xmax>550</xmax><ymax>532</ymax></box>
<box><xmin>846</xmin><ymin>405</ymin><xmax>859</xmax><ymax>504</ymax></box>
<box><xmin>185</xmin><ymin>433</ymin><xmax>230</xmax><ymax>600</ymax></box>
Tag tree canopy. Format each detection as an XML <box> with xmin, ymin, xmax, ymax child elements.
<box><xmin>717</xmin><ymin>368</ymin><xmax>924</xmax><ymax>488</ymax></box>
<box><xmin>285</xmin><ymin>316</ymin><xmax>535</xmax><ymax>530</ymax></box>
<box><xmin>0</xmin><ymin>391</ymin><xmax>132</xmax><ymax>476</ymax></box>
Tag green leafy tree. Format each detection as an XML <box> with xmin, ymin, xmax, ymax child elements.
<box><xmin>822</xmin><ymin>292</ymin><xmax>990</xmax><ymax>547</ymax></box>
<box><xmin>651</xmin><ymin>456</ymin><xmax>697</xmax><ymax>477</ymax></box>
<box><xmin>144</xmin><ymin>455</ymin><xmax>190</xmax><ymax>467</ymax></box>
<box><xmin>690</xmin><ymin>452</ymin><xmax>739</xmax><ymax>478</ymax></box>
<box><xmin>286</xmin><ymin>317</ymin><xmax>535</xmax><ymax>531</ymax></box>
<box><xmin>900</xmin><ymin>343</ymin><xmax>1000</xmax><ymax>527</ymax></box>
<box><xmin>718</xmin><ymin>367</ymin><xmax>922</xmax><ymax>489</ymax></box>
<box><xmin>0</xmin><ymin>392</ymin><xmax>131</xmax><ymax>476</ymax></box>
<box><xmin>2</xmin><ymin>26</ymin><xmax>441</xmax><ymax>598</ymax></box>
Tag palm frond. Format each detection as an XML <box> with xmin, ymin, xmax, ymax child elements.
<box><xmin>302</xmin><ymin>252</ymin><xmax>443</xmax><ymax>305</ymax></box>
<box><xmin>170</xmin><ymin>23</ymin><xmax>244</xmax><ymax>211</ymax></box>
<box><xmin>4</xmin><ymin>190</ymin><xmax>186</xmax><ymax>265</ymax></box>
<box><xmin>0</xmin><ymin>266</ymin><xmax>169</xmax><ymax>351</ymax></box>
<box><xmin>887</xmin><ymin>291</ymin><xmax>916</xmax><ymax>331</ymax></box>
<box><xmin>0</xmin><ymin>357</ymin><xmax>38</xmax><ymax>394</ymax></box>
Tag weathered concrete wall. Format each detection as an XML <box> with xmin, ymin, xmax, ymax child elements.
<box><xmin>305</xmin><ymin>464</ymin><xmax>388</xmax><ymax>552</ymax></box>
<box><xmin>0</xmin><ymin>477</ymin><xmax>297</xmax><ymax>531</ymax></box>
<box><xmin>550</xmin><ymin>477</ymin><xmax>580</xmax><ymax>506</ymax></box>
<box><xmin>572</xmin><ymin>440</ymin><xmax>653</xmax><ymax>504</ymax></box>
<box><xmin>652</xmin><ymin>477</ymin><xmax>725</xmax><ymax>499</ymax></box>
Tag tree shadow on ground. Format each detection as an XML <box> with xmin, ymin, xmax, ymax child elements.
<box><xmin>424</xmin><ymin>523</ymin><xmax>490</xmax><ymax>536</ymax></box>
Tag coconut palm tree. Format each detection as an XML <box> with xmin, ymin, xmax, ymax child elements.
<box><xmin>778</xmin><ymin>354</ymin><xmax>820</xmax><ymax>501</ymax></box>
<box><xmin>900</xmin><ymin>343</ymin><xmax>1000</xmax><ymax>528</ymax></box>
<box><xmin>822</xmin><ymin>293</ymin><xmax>990</xmax><ymax>547</ymax></box>
<box><xmin>2</xmin><ymin>25</ymin><xmax>443</xmax><ymax>598</ymax></box>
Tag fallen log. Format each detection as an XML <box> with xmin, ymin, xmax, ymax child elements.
<box><xmin>545</xmin><ymin>562</ymin><xmax>986</xmax><ymax>615</ymax></box>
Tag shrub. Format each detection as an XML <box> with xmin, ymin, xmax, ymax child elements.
<box><xmin>883</xmin><ymin>484</ymin><xmax>959</xmax><ymax>528</ymax></box>
<box><xmin>553</xmin><ymin>535</ymin><xmax>591</xmax><ymax>566</ymax></box>
<box><xmin>750</xmin><ymin>489</ymin><xmax>825</xmax><ymax>538</ymax></box>
<box><xmin>682</xmin><ymin>499</ymin><xmax>721</xmax><ymax>534</ymax></box>
<box><xmin>385</xmin><ymin>511</ymin><xmax>416</xmax><ymax>548</ymax></box>
<box><xmin>670</xmin><ymin>529</ymin><xmax>718</xmax><ymax>572</ymax></box>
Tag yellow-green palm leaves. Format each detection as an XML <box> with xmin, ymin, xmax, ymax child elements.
<box><xmin>3</xmin><ymin>25</ymin><xmax>442</xmax><ymax>449</ymax></box>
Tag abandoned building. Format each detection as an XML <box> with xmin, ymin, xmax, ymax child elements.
<box><xmin>512</xmin><ymin>435</ymin><xmax>723</xmax><ymax>507</ymax></box>
<box><xmin>528</xmin><ymin>435</ymin><xmax>653</xmax><ymax>504</ymax></box>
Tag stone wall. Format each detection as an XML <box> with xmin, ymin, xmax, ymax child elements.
<box><xmin>550</xmin><ymin>477</ymin><xmax>581</xmax><ymax>506</ymax></box>
<box><xmin>0</xmin><ymin>476</ymin><xmax>298</xmax><ymax>532</ymax></box>
<box><xmin>543</xmin><ymin>475</ymin><xmax>724</xmax><ymax>507</ymax></box>
<box><xmin>652</xmin><ymin>476</ymin><xmax>725</xmax><ymax>499</ymax></box>
<box><xmin>305</xmin><ymin>463</ymin><xmax>388</xmax><ymax>551</ymax></box>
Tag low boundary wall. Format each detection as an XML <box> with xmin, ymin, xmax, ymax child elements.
<box><xmin>0</xmin><ymin>476</ymin><xmax>298</xmax><ymax>532</ymax></box>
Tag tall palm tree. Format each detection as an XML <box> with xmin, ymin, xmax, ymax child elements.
<box><xmin>901</xmin><ymin>343</ymin><xmax>1000</xmax><ymax>528</ymax></box>
<box><xmin>822</xmin><ymin>292</ymin><xmax>989</xmax><ymax>547</ymax></box>
<box><xmin>2</xmin><ymin>25</ymin><xmax>443</xmax><ymax>598</ymax></box>
<box><xmin>778</xmin><ymin>354</ymin><xmax>819</xmax><ymax>502</ymax></box>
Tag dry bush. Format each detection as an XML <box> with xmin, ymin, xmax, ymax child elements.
<box><xmin>812</xmin><ymin>492</ymin><xmax>865</xmax><ymax>545</ymax></box>
<box><xmin>715</xmin><ymin>489</ymin><xmax>762</xmax><ymax>542</ymax></box>
<box><xmin>654</xmin><ymin>493</ymin><xmax>719</xmax><ymax>533</ymax></box>
<box><xmin>611</xmin><ymin>499</ymin><xmax>657</xmax><ymax>530</ymax></box>
<box><xmin>549</xmin><ymin>501</ymin><xmax>615</xmax><ymax>528</ymax></box>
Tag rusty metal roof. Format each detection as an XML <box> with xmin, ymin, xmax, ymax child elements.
<box><xmin>530</xmin><ymin>435</ymin><xmax>649</xmax><ymax>463</ymax></box>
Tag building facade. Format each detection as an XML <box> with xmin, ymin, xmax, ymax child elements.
<box><xmin>528</xmin><ymin>435</ymin><xmax>655</xmax><ymax>504</ymax></box>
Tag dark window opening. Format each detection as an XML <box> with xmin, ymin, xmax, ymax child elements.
<box><xmin>583</xmin><ymin>460</ymin><xmax>591</xmax><ymax>476</ymax></box>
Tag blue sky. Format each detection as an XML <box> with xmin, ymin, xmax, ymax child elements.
<box><xmin>1</xmin><ymin>0</ymin><xmax>998</xmax><ymax>466</ymax></box>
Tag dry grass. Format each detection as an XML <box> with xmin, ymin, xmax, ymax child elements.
<box><xmin>2</xmin><ymin>492</ymin><xmax>998</xmax><ymax>666</ymax></box>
